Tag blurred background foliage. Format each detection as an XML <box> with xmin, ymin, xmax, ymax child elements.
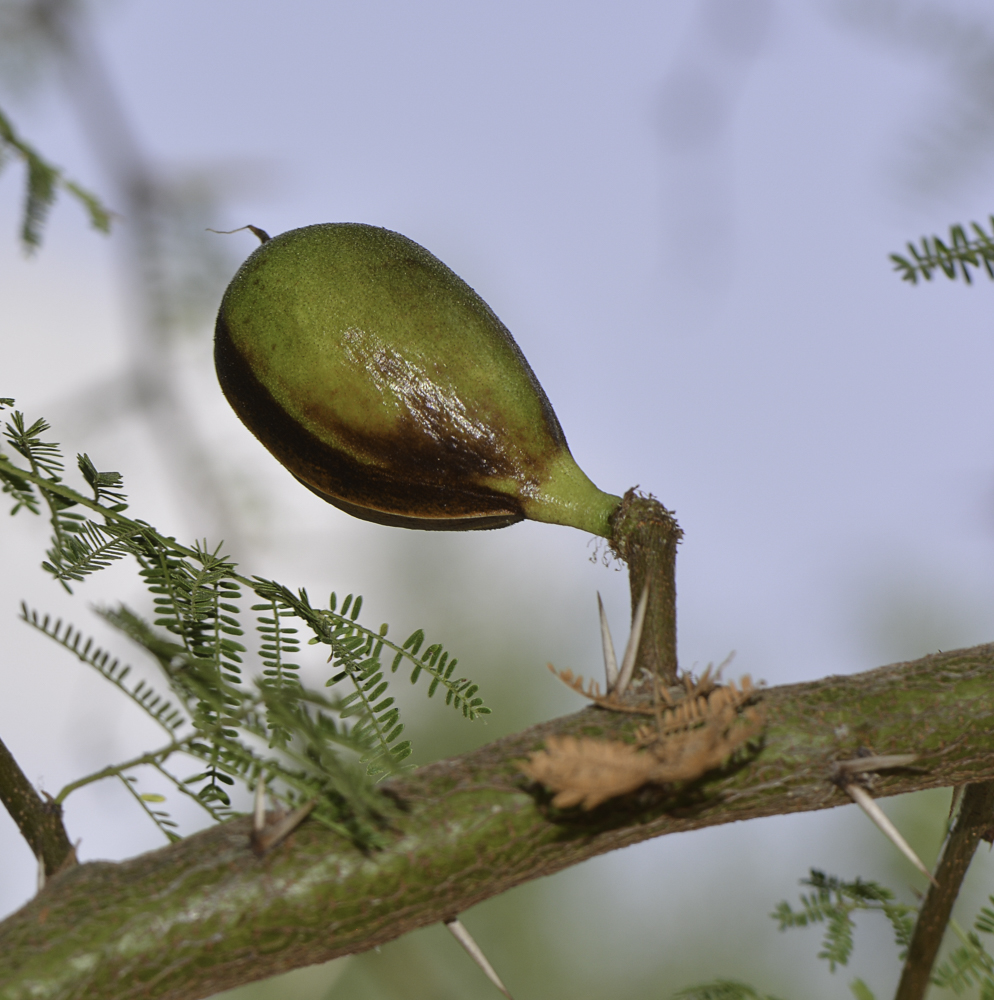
<box><xmin>4</xmin><ymin>1</ymin><xmax>994</xmax><ymax>998</ymax></box>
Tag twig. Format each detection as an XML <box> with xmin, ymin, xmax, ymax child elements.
<box><xmin>0</xmin><ymin>734</ymin><xmax>74</xmax><ymax>878</ymax></box>
<box><xmin>894</xmin><ymin>780</ymin><xmax>994</xmax><ymax>1000</ymax></box>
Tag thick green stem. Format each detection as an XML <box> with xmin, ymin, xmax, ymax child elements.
<box><xmin>4</xmin><ymin>642</ymin><xmax>994</xmax><ymax>1000</ymax></box>
<box><xmin>0</xmin><ymin>735</ymin><xmax>74</xmax><ymax>877</ymax></box>
<box><xmin>609</xmin><ymin>488</ymin><xmax>682</xmax><ymax>685</ymax></box>
<box><xmin>893</xmin><ymin>780</ymin><xmax>994</xmax><ymax>1000</ymax></box>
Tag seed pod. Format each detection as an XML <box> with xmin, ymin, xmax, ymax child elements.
<box><xmin>215</xmin><ymin>223</ymin><xmax>620</xmax><ymax>536</ymax></box>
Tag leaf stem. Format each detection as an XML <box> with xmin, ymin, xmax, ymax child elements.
<box><xmin>54</xmin><ymin>737</ymin><xmax>195</xmax><ymax>805</ymax></box>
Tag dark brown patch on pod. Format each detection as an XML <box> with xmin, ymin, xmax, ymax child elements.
<box><xmin>214</xmin><ymin>313</ymin><xmax>526</xmax><ymax>530</ymax></box>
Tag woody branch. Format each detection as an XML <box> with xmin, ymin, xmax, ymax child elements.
<box><xmin>3</xmin><ymin>642</ymin><xmax>994</xmax><ymax>1000</ymax></box>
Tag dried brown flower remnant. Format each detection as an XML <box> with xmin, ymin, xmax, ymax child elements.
<box><xmin>520</xmin><ymin>700</ymin><xmax>765</xmax><ymax>810</ymax></box>
<box><xmin>644</xmin><ymin>676</ymin><xmax>757</xmax><ymax>738</ymax></box>
<box><xmin>547</xmin><ymin>662</ymin><xmax>756</xmax><ymax>722</ymax></box>
<box><xmin>642</xmin><ymin>701</ymin><xmax>765</xmax><ymax>774</ymax></box>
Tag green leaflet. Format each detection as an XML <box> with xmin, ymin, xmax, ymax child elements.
<box><xmin>892</xmin><ymin>217</ymin><xmax>994</xmax><ymax>285</ymax></box>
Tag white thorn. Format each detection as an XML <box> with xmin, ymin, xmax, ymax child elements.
<box><xmin>253</xmin><ymin>774</ymin><xmax>266</xmax><ymax>833</ymax></box>
<box><xmin>252</xmin><ymin>800</ymin><xmax>316</xmax><ymax>855</ymax></box>
<box><xmin>36</xmin><ymin>853</ymin><xmax>45</xmax><ymax>893</ymax></box>
<box><xmin>835</xmin><ymin>754</ymin><xmax>918</xmax><ymax>776</ymax></box>
<box><xmin>949</xmin><ymin>784</ymin><xmax>965</xmax><ymax>821</ymax></box>
<box><xmin>844</xmin><ymin>783</ymin><xmax>938</xmax><ymax>886</ymax></box>
<box><xmin>615</xmin><ymin>581</ymin><xmax>650</xmax><ymax>695</ymax></box>
<box><xmin>597</xmin><ymin>593</ymin><xmax>619</xmax><ymax>692</ymax></box>
<box><xmin>445</xmin><ymin>918</ymin><xmax>514</xmax><ymax>999</ymax></box>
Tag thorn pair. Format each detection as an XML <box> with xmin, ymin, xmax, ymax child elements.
<box><xmin>445</xmin><ymin>917</ymin><xmax>514</xmax><ymax>999</ymax></box>
<box><xmin>833</xmin><ymin>754</ymin><xmax>937</xmax><ymax>886</ymax></box>
<box><xmin>598</xmin><ymin>581</ymin><xmax>650</xmax><ymax>696</ymax></box>
<box><xmin>250</xmin><ymin>775</ymin><xmax>315</xmax><ymax>856</ymax></box>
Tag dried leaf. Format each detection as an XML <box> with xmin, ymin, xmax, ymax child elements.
<box><xmin>520</xmin><ymin>735</ymin><xmax>660</xmax><ymax>809</ymax></box>
<box><xmin>520</xmin><ymin>701</ymin><xmax>766</xmax><ymax>810</ymax></box>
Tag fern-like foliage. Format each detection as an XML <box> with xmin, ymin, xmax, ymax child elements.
<box><xmin>0</xmin><ymin>398</ymin><xmax>491</xmax><ymax>849</ymax></box>
<box><xmin>772</xmin><ymin>869</ymin><xmax>915</xmax><ymax>972</ymax></box>
<box><xmin>20</xmin><ymin>608</ymin><xmax>186</xmax><ymax>735</ymax></box>
<box><xmin>253</xmin><ymin>591</ymin><xmax>303</xmax><ymax>749</ymax></box>
<box><xmin>931</xmin><ymin>932</ymin><xmax>993</xmax><ymax>995</ymax></box>
<box><xmin>677</xmin><ymin>869</ymin><xmax>911</xmax><ymax>999</ymax></box>
<box><xmin>676</xmin><ymin>870</ymin><xmax>994</xmax><ymax>1000</ymax></box>
<box><xmin>0</xmin><ymin>106</ymin><xmax>111</xmax><ymax>251</ymax></box>
<box><xmin>931</xmin><ymin>901</ymin><xmax>994</xmax><ymax>995</ymax></box>
<box><xmin>891</xmin><ymin>217</ymin><xmax>994</xmax><ymax>284</ymax></box>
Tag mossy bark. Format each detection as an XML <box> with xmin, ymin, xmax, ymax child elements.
<box><xmin>4</xmin><ymin>642</ymin><xmax>994</xmax><ymax>1000</ymax></box>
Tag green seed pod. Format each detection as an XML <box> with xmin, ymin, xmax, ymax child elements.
<box><xmin>215</xmin><ymin>223</ymin><xmax>620</xmax><ymax>536</ymax></box>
